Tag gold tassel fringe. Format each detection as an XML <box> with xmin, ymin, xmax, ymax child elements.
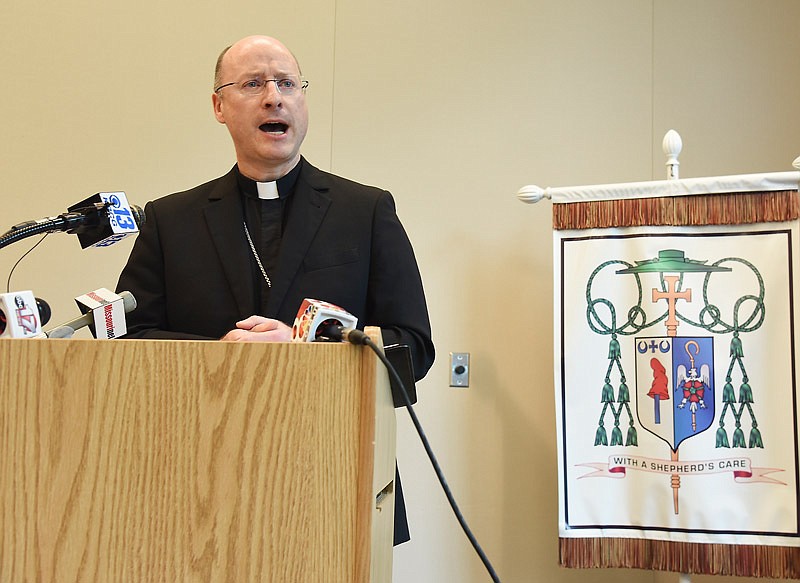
<box><xmin>553</xmin><ymin>190</ymin><xmax>799</xmax><ymax>230</ymax></box>
<box><xmin>559</xmin><ymin>538</ymin><xmax>800</xmax><ymax>578</ymax></box>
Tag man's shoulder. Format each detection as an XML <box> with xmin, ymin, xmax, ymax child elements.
<box><xmin>301</xmin><ymin>161</ymin><xmax>389</xmax><ymax>201</ymax></box>
<box><xmin>149</xmin><ymin>168</ymin><xmax>237</xmax><ymax>210</ymax></box>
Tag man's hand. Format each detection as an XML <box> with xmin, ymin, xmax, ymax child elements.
<box><xmin>221</xmin><ymin>316</ymin><xmax>292</xmax><ymax>342</ymax></box>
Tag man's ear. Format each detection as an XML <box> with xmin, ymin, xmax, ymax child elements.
<box><xmin>212</xmin><ymin>93</ymin><xmax>226</xmax><ymax>124</ymax></box>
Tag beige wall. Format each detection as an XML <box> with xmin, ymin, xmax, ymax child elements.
<box><xmin>1</xmin><ymin>1</ymin><xmax>798</xmax><ymax>582</ymax></box>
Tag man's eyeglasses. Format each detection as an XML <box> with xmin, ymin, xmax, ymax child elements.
<box><xmin>214</xmin><ymin>76</ymin><xmax>309</xmax><ymax>96</ymax></box>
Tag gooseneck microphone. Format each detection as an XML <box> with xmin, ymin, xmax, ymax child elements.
<box><xmin>0</xmin><ymin>192</ymin><xmax>145</xmax><ymax>250</ymax></box>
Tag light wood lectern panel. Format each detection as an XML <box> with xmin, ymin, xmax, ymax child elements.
<box><xmin>0</xmin><ymin>336</ymin><xmax>395</xmax><ymax>582</ymax></box>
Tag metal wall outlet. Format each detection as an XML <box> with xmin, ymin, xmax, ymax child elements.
<box><xmin>450</xmin><ymin>352</ymin><xmax>470</xmax><ymax>387</ymax></box>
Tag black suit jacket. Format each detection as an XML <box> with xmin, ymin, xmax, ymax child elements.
<box><xmin>117</xmin><ymin>159</ymin><xmax>434</xmax><ymax>544</ymax></box>
<box><xmin>117</xmin><ymin>160</ymin><xmax>433</xmax><ymax>377</ymax></box>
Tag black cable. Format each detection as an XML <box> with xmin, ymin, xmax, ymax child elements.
<box><xmin>6</xmin><ymin>233</ymin><xmax>49</xmax><ymax>292</ymax></box>
<box><xmin>337</xmin><ymin>327</ymin><xmax>502</xmax><ymax>583</ymax></box>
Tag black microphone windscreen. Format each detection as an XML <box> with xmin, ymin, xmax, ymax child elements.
<box><xmin>131</xmin><ymin>205</ymin><xmax>146</xmax><ymax>227</ymax></box>
<box><xmin>36</xmin><ymin>298</ymin><xmax>52</xmax><ymax>326</ymax></box>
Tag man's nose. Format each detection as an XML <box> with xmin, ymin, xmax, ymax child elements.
<box><xmin>262</xmin><ymin>80</ymin><xmax>283</xmax><ymax>105</ymax></box>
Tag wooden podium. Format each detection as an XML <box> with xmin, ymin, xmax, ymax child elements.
<box><xmin>0</xmin><ymin>332</ymin><xmax>396</xmax><ymax>582</ymax></box>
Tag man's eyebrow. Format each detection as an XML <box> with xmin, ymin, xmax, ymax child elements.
<box><xmin>240</xmin><ymin>68</ymin><xmax>299</xmax><ymax>78</ymax></box>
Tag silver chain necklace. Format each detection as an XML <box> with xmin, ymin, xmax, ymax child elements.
<box><xmin>243</xmin><ymin>221</ymin><xmax>272</xmax><ymax>288</ymax></box>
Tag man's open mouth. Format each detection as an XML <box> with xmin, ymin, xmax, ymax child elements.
<box><xmin>260</xmin><ymin>122</ymin><xmax>288</xmax><ymax>134</ymax></box>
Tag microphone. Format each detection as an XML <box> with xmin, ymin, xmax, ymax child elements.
<box><xmin>0</xmin><ymin>291</ymin><xmax>51</xmax><ymax>338</ymax></box>
<box><xmin>46</xmin><ymin>289</ymin><xmax>137</xmax><ymax>339</ymax></box>
<box><xmin>0</xmin><ymin>192</ymin><xmax>145</xmax><ymax>250</ymax></box>
<box><xmin>319</xmin><ymin>325</ymin><xmax>370</xmax><ymax>345</ymax></box>
<box><xmin>291</xmin><ymin>298</ymin><xmax>358</xmax><ymax>342</ymax></box>
<box><xmin>36</xmin><ymin>297</ymin><xmax>52</xmax><ymax>326</ymax></box>
<box><xmin>67</xmin><ymin>192</ymin><xmax>144</xmax><ymax>248</ymax></box>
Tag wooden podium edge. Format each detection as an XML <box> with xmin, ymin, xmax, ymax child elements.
<box><xmin>363</xmin><ymin>327</ymin><xmax>397</xmax><ymax>583</ymax></box>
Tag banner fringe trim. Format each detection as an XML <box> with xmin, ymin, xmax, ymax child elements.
<box><xmin>553</xmin><ymin>190</ymin><xmax>799</xmax><ymax>230</ymax></box>
<box><xmin>559</xmin><ymin>537</ymin><xmax>800</xmax><ymax>578</ymax></box>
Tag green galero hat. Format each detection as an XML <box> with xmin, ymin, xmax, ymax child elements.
<box><xmin>616</xmin><ymin>249</ymin><xmax>731</xmax><ymax>274</ymax></box>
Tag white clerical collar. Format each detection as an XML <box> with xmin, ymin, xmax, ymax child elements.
<box><xmin>256</xmin><ymin>181</ymin><xmax>280</xmax><ymax>200</ymax></box>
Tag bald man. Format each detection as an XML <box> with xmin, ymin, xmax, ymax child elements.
<box><xmin>117</xmin><ymin>35</ymin><xmax>434</xmax><ymax>544</ymax></box>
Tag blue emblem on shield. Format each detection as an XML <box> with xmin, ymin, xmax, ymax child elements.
<box><xmin>635</xmin><ymin>336</ymin><xmax>715</xmax><ymax>451</ymax></box>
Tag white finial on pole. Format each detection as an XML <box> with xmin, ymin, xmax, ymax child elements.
<box><xmin>516</xmin><ymin>184</ymin><xmax>549</xmax><ymax>204</ymax></box>
<box><xmin>793</xmin><ymin>155</ymin><xmax>800</xmax><ymax>170</ymax></box>
<box><xmin>663</xmin><ymin>129</ymin><xmax>683</xmax><ymax>180</ymax></box>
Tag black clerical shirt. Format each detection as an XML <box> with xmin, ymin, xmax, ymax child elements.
<box><xmin>235</xmin><ymin>159</ymin><xmax>302</xmax><ymax>314</ymax></box>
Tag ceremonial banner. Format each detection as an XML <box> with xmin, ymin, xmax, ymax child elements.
<box><xmin>552</xmin><ymin>177</ymin><xmax>800</xmax><ymax>578</ymax></box>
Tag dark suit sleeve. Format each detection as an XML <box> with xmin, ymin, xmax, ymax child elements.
<box><xmin>366</xmin><ymin>191</ymin><xmax>435</xmax><ymax>380</ymax></box>
<box><xmin>116</xmin><ymin>200</ymin><xmax>216</xmax><ymax>340</ymax></box>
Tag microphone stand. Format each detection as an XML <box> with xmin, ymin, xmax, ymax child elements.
<box><xmin>0</xmin><ymin>204</ymin><xmax>107</xmax><ymax>250</ymax></box>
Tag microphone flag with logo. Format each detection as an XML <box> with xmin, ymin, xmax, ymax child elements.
<box><xmin>67</xmin><ymin>191</ymin><xmax>142</xmax><ymax>248</ymax></box>
<box><xmin>291</xmin><ymin>298</ymin><xmax>358</xmax><ymax>342</ymax></box>
<box><xmin>45</xmin><ymin>290</ymin><xmax>136</xmax><ymax>339</ymax></box>
<box><xmin>74</xmin><ymin>288</ymin><xmax>128</xmax><ymax>339</ymax></box>
<box><xmin>0</xmin><ymin>291</ymin><xmax>47</xmax><ymax>338</ymax></box>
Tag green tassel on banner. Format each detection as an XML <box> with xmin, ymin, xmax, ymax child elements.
<box><xmin>608</xmin><ymin>337</ymin><xmax>620</xmax><ymax>359</ymax></box>
<box><xmin>716</xmin><ymin>426</ymin><xmax>730</xmax><ymax>448</ymax></box>
<box><xmin>610</xmin><ymin>426</ymin><xmax>623</xmax><ymax>446</ymax></box>
<box><xmin>739</xmin><ymin>382</ymin><xmax>754</xmax><ymax>404</ymax></box>
<box><xmin>595</xmin><ymin>426</ymin><xmax>608</xmax><ymax>446</ymax></box>
<box><xmin>722</xmin><ymin>381</ymin><xmax>736</xmax><ymax>403</ymax></box>
<box><xmin>617</xmin><ymin>382</ymin><xmax>629</xmax><ymax>403</ymax></box>
<box><xmin>626</xmin><ymin>426</ymin><xmax>638</xmax><ymax>446</ymax></box>
<box><xmin>730</xmin><ymin>335</ymin><xmax>743</xmax><ymax>358</ymax></box>
<box><xmin>732</xmin><ymin>427</ymin><xmax>746</xmax><ymax>448</ymax></box>
<box><xmin>601</xmin><ymin>382</ymin><xmax>615</xmax><ymax>403</ymax></box>
<box><xmin>749</xmin><ymin>426</ymin><xmax>764</xmax><ymax>448</ymax></box>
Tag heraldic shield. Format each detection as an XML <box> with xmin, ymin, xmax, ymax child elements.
<box><xmin>635</xmin><ymin>336</ymin><xmax>716</xmax><ymax>451</ymax></box>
